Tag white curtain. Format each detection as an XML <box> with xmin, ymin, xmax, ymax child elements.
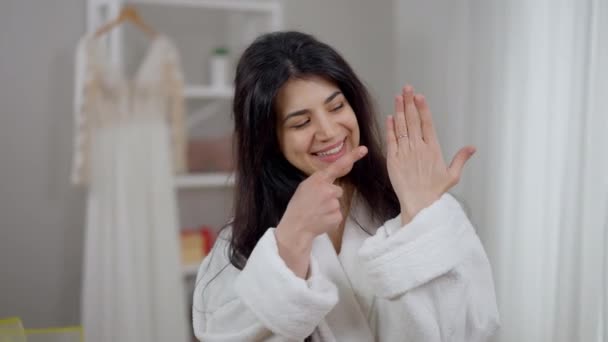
<box><xmin>463</xmin><ymin>0</ymin><xmax>607</xmax><ymax>341</ymax></box>
<box><xmin>395</xmin><ymin>0</ymin><xmax>607</xmax><ymax>340</ymax></box>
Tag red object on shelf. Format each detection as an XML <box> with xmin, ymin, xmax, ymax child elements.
<box><xmin>199</xmin><ymin>226</ymin><xmax>215</xmax><ymax>255</ymax></box>
<box><xmin>180</xmin><ymin>225</ymin><xmax>216</xmax><ymax>266</ymax></box>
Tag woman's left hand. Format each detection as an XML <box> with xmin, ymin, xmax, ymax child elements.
<box><xmin>386</xmin><ymin>85</ymin><xmax>476</xmax><ymax>224</ymax></box>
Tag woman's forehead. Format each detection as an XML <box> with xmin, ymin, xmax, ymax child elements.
<box><xmin>276</xmin><ymin>76</ymin><xmax>340</xmax><ymax>113</ymax></box>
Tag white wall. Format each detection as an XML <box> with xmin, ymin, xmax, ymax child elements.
<box><xmin>0</xmin><ymin>0</ymin><xmax>86</xmax><ymax>327</ymax></box>
<box><xmin>393</xmin><ymin>0</ymin><xmax>501</xmax><ymax>234</ymax></box>
<box><xmin>394</xmin><ymin>0</ymin><xmax>473</xmax><ymax>195</ymax></box>
<box><xmin>284</xmin><ymin>0</ymin><xmax>396</xmax><ymax>117</ymax></box>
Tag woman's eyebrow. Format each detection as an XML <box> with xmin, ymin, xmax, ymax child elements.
<box><xmin>283</xmin><ymin>109</ymin><xmax>308</xmax><ymax>123</ymax></box>
<box><xmin>282</xmin><ymin>91</ymin><xmax>342</xmax><ymax>123</ymax></box>
<box><xmin>324</xmin><ymin>91</ymin><xmax>341</xmax><ymax>104</ymax></box>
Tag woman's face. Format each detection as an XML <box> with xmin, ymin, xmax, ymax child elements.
<box><xmin>275</xmin><ymin>76</ymin><xmax>360</xmax><ymax>176</ymax></box>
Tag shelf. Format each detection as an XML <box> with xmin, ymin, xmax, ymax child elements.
<box><xmin>175</xmin><ymin>172</ymin><xmax>235</xmax><ymax>188</ymax></box>
<box><xmin>130</xmin><ymin>0</ymin><xmax>280</xmax><ymax>13</ymax></box>
<box><xmin>182</xmin><ymin>263</ymin><xmax>200</xmax><ymax>277</ymax></box>
<box><xmin>184</xmin><ymin>85</ymin><xmax>233</xmax><ymax>99</ymax></box>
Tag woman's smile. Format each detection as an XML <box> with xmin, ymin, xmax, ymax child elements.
<box><xmin>312</xmin><ymin>137</ymin><xmax>347</xmax><ymax>163</ymax></box>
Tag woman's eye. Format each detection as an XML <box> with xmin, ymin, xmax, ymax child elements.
<box><xmin>293</xmin><ymin>120</ymin><xmax>310</xmax><ymax>129</ymax></box>
<box><xmin>331</xmin><ymin>103</ymin><xmax>344</xmax><ymax>112</ymax></box>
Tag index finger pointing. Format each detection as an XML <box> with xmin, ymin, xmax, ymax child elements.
<box><xmin>320</xmin><ymin>145</ymin><xmax>368</xmax><ymax>183</ymax></box>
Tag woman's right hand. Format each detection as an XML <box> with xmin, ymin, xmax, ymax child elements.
<box><xmin>275</xmin><ymin>145</ymin><xmax>368</xmax><ymax>278</ymax></box>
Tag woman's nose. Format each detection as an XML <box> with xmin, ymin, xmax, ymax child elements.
<box><xmin>315</xmin><ymin>114</ymin><xmax>337</xmax><ymax>140</ymax></box>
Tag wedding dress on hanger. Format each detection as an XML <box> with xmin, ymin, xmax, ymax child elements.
<box><xmin>72</xmin><ymin>33</ymin><xmax>188</xmax><ymax>342</ymax></box>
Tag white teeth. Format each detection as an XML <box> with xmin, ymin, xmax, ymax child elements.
<box><xmin>316</xmin><ymin>142</ymin><xmax>344</xmax><ymax>157</ymax></box>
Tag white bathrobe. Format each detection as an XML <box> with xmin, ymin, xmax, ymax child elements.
<box><xmin>192</xmin><ymin>193</ymin><xmax>500</xmax><ymax>341</ymax></box>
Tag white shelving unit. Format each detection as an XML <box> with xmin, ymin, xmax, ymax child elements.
<box><xmin>86</xmin><ymin>1</ymin><xmax>282</xmax><ymax>339</ymax></box>
<box><xmin>175</xmin><ymin>172</ymin><xmax>235</xmax><ymax>188</ymax></box>
<box><xmin>87</xmin><ymin>0</ymin><xmax>283</xmax><ymax>66</ymax></box>
<box><xmin>184</xmin><ymin>85</ymin><xmax>234</xmax><ymax>99</ymax></box>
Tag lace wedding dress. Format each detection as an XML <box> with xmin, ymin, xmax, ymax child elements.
<box><xmin>72</xmin><ymin>34</ymin><xmax>188</xmax><ymax>342</ymax></box>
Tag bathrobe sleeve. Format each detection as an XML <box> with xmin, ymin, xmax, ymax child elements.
<box><xmin>358</xmin><ymin>193</ymin><xmax>500</xmax><ymax>341</ymax></box>
<box><xmin>192</xmin><ymin>229</ymin><xmax>339</xmax><ymax>341</ymax></box>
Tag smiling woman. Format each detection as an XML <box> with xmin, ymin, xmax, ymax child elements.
<box><xmin>192</xmin><ymin>31</ymin><xmax>499</xmax><ymax>342</ymax></box>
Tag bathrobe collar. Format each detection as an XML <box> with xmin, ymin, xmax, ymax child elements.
<box><xmin>310</xmin><ymin>192</ymin><xmax>376</xmax><ymax>341</ymax></box>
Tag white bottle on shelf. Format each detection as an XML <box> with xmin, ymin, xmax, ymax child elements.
<box><xmin>210</xmin><ymin>46</ymin><xmax>230</xmax><ymax>90</ymax></box>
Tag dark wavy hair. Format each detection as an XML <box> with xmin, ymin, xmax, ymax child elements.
<box><xmin>229</xmin><ymin>31</ymin><xmax>400</xmax><ymax>269</ymax></box>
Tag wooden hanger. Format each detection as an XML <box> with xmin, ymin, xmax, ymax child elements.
<box><xmin>94</xmin><ymin>5</ymin><xmax>157</xmax><ymax>39</ymax></box>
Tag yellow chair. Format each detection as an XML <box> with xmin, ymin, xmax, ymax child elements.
<box><xmin>0</xmin><ymin>317</ymin><xmax>83</xmax><ymax>342</ymax></box>
<box><xmin>25</xmin><ymin>327</ymin><xmax>83</xmax><ymax>342</ymax></box>
<box><xmin>0</xmin><ymin>317</ymin><xmax>26</xmax><ymax>342</ymax></box>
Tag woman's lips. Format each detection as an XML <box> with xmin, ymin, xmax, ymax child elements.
<box><xmin>313</xmin><ymin>138</ymin><xmax>347</xmax><ymax>163</ymax></box>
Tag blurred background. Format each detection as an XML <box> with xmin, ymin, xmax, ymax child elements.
<box><xmin>0</xmin><ymin>0</ymin><xmax>606</xmax><ymax>341</ymax></box>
